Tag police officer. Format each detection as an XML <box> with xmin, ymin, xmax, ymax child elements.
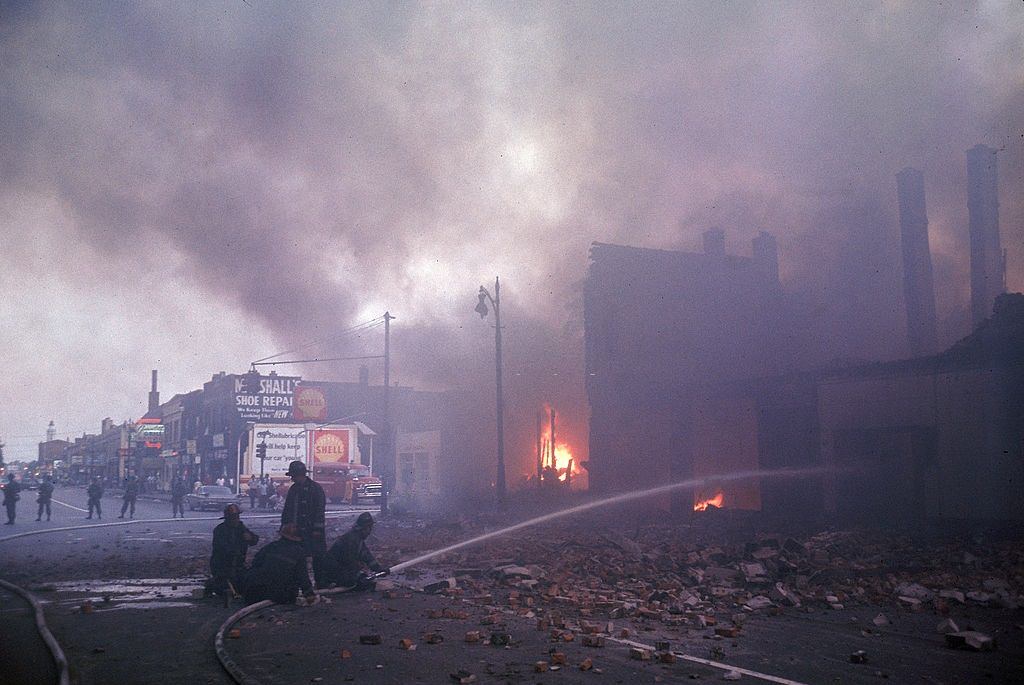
<box><xmin>170</xmin><ymin>475</ymin><xmax>188</xmax><ymax>518</ymax></box>
<box><xmin>118</xmin><ymin>474</ymin><xmax>139</xmax><ymax>519</ymax></box>
<box><xmin>36</xmin><ymin>475</ymin><xmax>54</xmax><ymax>521</ymax></box>
<box><xmin>205</xmin><ymin>503</ymin><xmax>259</xmax><ymax>602</ymax></box>
<box><xmin>280</xmin><ymin>460</ymin><xmax>326</xmax><ymax>586</ymax></box>
<box><xmin>2</xmin><ymin>474</ymin><xmax>20</xmax><ymax>525</ymax></box>
<box><xmin>321</xmin><ymin>512</ymin><xmax>389</xmax><ymax>590</ymax></box>
<box><xmin>86</xmin><ymin>476</ymin><xmax>104</xmax><ymax>519</ymax></box>
<box><xmin>243</xmin><ymin>523</ymin><xmax>315</xmax><ymax>605</ymax></box>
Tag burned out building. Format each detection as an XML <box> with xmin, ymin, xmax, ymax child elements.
<box><xmin>817</xmin><ymin>293</ymin><xmax>1024</xmax><ymax>523</ymax></box>
<box><xmin>585</xmin><ymin>224</ymin><xmax>1023</xmax><ymax>522</ymax></box>
<box><xmin>584</xmin><ymin>232</ymin><xmax>786</xmax><ymax>510</ymax></box>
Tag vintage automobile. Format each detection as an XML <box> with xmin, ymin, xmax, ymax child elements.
<box><xmin>186</xmin><ymin>485</ymin><xmax>239</xmax><ymax>511</ymax></box>
<box><xmin>274</xmin><ymin>462</ymin><xmax>383</xmax><ymax>505</ymax></box>
<box><xmin>313</xmin><ymin>461</ymin><xmax>382</xmax><ymax>504</ymax></box>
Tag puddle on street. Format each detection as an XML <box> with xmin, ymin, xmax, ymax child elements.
<box><xmin>44</xmin><ymin>577</ymin><xmax>206</xmax><ymax>607</ymax></box>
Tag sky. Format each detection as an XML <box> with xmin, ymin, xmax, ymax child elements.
<box><xmin>1</xmin><ymin>1</ymin><xmax>1021</xmax><ymax>469</ymax></box>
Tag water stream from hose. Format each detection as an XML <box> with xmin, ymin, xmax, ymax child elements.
<box><xmin>391</xmin><ymin>466</ymin><xmax>832</xmax><ymax>573</ymax></box>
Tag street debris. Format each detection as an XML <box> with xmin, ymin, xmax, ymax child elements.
<box><xmin>945</xmin><ymin>631</ymin><xmax>996</xmax><ymax>651</ymax></box>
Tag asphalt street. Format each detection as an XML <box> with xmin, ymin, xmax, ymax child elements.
<box><xmin>1</xmin><ymin>488</ymin><xmax>1022</xmax><ymax>684</ymax></box>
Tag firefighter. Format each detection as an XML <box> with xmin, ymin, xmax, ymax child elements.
<box><xmin>205</xmin><ymin>503</ymin><xmax>259</xmax><ymax>602</ymax></box>
<box><xmin>243</xmin><ymin>523</ymin><xmax>315</xmax><ymax>605</ymax></box>
<box><xmin>170</xmin><ymin>475</ymin><xmax>188</xmax><ymax>518</ymax></box>
<box><xmin>2</xmin><ymin>474</ymin><xmax>20</xmax><ymax>525</ymax></box>
<box><xmin>320</xmin><ymin>512</ymin><xmax>389</xmax><ymax>590</ymax></box>
<box><xmin>118</xmin><ymin>474</ymin><xmax>139</xmax><ymax>519</ymax></box>
<box><xmin>36</xmin><ymin>475</ymin><xmax>54</xmax><ymax>521</ymax></box>
<box><xmin>86</xmin><ymin>476</ymin><xmax>104</xmax><ymax>519</ymax></box>
<box><xmin>280</xmin><ymin>460</ymin><xmax>326</xmax><ymax>586</ymax></box>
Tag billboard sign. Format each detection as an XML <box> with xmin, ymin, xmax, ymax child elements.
<box><xmin>293</xmin><ymin>384</ymin><xmax>327</xmax><ymax>422</ymax></box>
<box><xmin>235</xmin><ymin>373</ymin><xmax>302</xmax><ymax>422</ymax></box>
<box><xmin>310</xmin><ymin>428</ymin><xmax>352</xmax><ymax>465</ymax></box>
<box><xmin>244</xmin><ymin>424</ymin><xmax>307</xmax><ymax>479</ymax></box>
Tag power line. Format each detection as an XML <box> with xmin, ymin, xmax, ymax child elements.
<box><xmin>252</xmin><ymin>316</ymin><xmax>385</xmax><ymax>365</ymax></box>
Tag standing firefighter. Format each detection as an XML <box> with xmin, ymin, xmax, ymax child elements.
<box><xmin>36</xmin><ymin>475</ymin><xmax>54</xmax><ymax>521</ymax></box>
<box><xmin>205</xmin><ymin>503</ymin><xmax>259</xmax><ymax>603</ymax></box>
<box><xmin>321</xmin><ymin>512</ymin><xmax>389</xmax><ymax>590</ymax></box>
<box><xmin>243</xmin><ymin>523</ymin><xmax>315</xmax><ymax>605</ymax></box>
<box><xmin>2</xmin><ymin>474</ymin><xmax>20</xmax><ymax>525</ymax></box>
<box><xmin>170</xmin><ymin>475</ymin><xmax>188</xmax><ymax>518</ymax></box>
<box><xmin>118</xmin><ymin>474</ymin><xmax>139</xmax><ymax>519</ymax></box>
<box><xmin>280</xmin><ymin>460</ymin><xmax>326</xmax><ymax>586</ymax></box>
<box><xmin>86</xmin><ymin>476</ymin><xmax>103</xmax><ymax>519</ymax></box>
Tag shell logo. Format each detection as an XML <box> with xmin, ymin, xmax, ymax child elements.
<box><xmin>294</xmin><ymin>386</ymin><xmax>327</xmax><ymax>421</ymax></box>
<box><xmin>312</xmin><ymin>431</ymin><xmax>347</xmax><ymax>463</ymax></box>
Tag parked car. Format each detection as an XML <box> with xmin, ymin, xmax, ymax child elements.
<box><xmin>185</xmin><ymin>485</ymin><xmax>238</xmax><ymax>511</ymax></box>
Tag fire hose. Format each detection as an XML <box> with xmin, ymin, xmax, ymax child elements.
<box><xmin>0</xmin><ymin>578</ymin><xmax>71</xmax><ymax>685</ymax></box>
<box><xmin>214</xmin><ymin>571</ymin><xmax>389</xmax><ymax>685</ymax></box>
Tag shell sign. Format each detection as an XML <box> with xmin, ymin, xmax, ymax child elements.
<box><xmin>293</xmin><ymin>385</ymin><xmax>327</xmax><ymax>421</ymax></box>
<box><xmin>311</xmin><ymin>429</ymin><xmax>350</xmax><ymax>464</ymax></box>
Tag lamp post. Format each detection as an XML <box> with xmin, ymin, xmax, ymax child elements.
<box><xmin>475</xmin><ymin>277</ymin><xmax>506</xmax><ymax>503</ymax></box>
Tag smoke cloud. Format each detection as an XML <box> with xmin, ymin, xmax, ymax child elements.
<box><xmin>1</xmin><ymin>2</ymin><xmax>1020</xmax><ymax>472</ymax></box>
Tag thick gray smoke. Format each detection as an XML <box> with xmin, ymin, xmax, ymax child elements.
<box><xmin>0</xmin><ymin>2</ymin><xmax>1020</xmax><ymax>470</ymax></box>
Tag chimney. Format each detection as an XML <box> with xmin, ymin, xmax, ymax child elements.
<box><xmin>896</xmin><ymin>167</ymin><xmax>938</xmax><ymax>355</ymax></box>
<box><xmin>752</xmin><ymin>231</ymin><xmax>780</xmax><ymax>283</ymax></box>
<box><xmin>359</xmin><ymin>365</ymin><xmax>369</xmax><ymax>387</ymax></box>
<box><xmin>148</xmin><ymin>369</ymin><xmax>160</xmax><ymax>413</ymax></box>
<box><xmin>966</xmin><ymin>144</ymin><xmax>1005</xmax><ymax>326</ymax></box>
<box><xmin>702</xmin><ymin>227</ymin><xmax>726</xmax><ymax>257</ymax></box>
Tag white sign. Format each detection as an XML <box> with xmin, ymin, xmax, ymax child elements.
<box><xmin>244</xmin><ymin>424</ymin><xmax>307</xmax><ymax>479</ymax></box>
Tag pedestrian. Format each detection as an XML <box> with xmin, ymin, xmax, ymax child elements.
<box><xmin>86</xmin><ymin>476</ymin><xmax>104</xmax><ymax>519</ymax></box>
<box><xmin>260</xmin><ymin>477</ymin><xmax>272</xmax><ymax>510</ymax></box>
<box><xmin>242</xmin><ymin>523</ymin><xmax>315</xmax><ymax>605</ymax></box>
<box><xmin>247</xmin><ymin>475</ymin><xmax>259</xmax><ymax>510</ymax></box>
<box><xmin>2</xmin><ymin>474</ymin><xmax>20</xmax><ymax>525</ymax></box>
<box><xmin>280</xmin><ymin>460</ymin><xmax>326</xmax><ymax>587</ymax></box>
<box><xmin>36</xmin><ymin>475</ymin><xmax>54</xmax><ymax>521</ymax></box>
<box><xmin>205</xmin><ymin>503</ymin><xmax>259</xmax><ymax>604</ymax></box>
<box><xmin>118</xmin><ymin>474</ymin><xmax>139</xmax><ymax>519</ymax></box>
<box><xmin>170</xmin><ymin>475</ymin><xmax>188</xmax><ymax>518</ymax></box>
<box><xmin>216</xmin><ymin>475</ymin><xmax>225</xmax><ymax>487</ymax></box>
<box><xmin>320</xmin><ymin>512</ymin><xmax>389</xmax><ymax>590</ymax></box>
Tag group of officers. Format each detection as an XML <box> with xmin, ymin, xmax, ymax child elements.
<box><xmin>206</xmin><ymin>460</ymin><xmax>387</xmax><ymax>606</ymax></box>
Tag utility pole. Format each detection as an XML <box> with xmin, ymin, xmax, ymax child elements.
<box><xmin>494</xmin><ymin>278</ymin><xmax>505</xmax><ymax>502</ymax></box>
<box><xmin>381</xmin><ymin>311</ymin><xmax>394</xmax><ymax>514</ymax></box>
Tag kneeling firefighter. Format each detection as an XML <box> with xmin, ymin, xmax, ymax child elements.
<box><xmin>320</xmin><ymin>512</ymin><xmax>389</xmax><ymax>590</ymax></box>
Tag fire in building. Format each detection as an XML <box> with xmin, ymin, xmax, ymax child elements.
<box><xmin>584</xmin><ymin>145</ymin><xmax>1020</xmax><ymax>521</ymax></box>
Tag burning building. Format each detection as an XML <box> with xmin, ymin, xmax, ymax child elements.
<box><xmin>584</xmin><ymin>233</ymin><xmax>785</xmax><ymax>511</ymax></box>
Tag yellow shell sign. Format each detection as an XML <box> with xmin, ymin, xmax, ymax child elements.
<box><xmin>311</xmin><ymin>430</ymin><xmax>349</xmax><ymax>464</ymax></box>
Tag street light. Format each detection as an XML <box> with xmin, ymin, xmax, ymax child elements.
<box><xmin>475</xmin><ymin>277</ymin><xmax>506</xmax><ymax>503</ymax></box>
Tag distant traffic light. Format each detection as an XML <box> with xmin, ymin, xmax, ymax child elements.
<box><xmin>256</xmin><ymin>441</ymin><xmax>267</xmax><ymax>462</ymax></box>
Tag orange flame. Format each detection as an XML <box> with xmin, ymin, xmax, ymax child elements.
<box><xmin>538</xmin><ymin>405</ymin><xmax>583</xmax><ymax>483</ymax></box>
<box><xmin>693</xmin><ymin>490</ymin><xmax>724</xmax><ymax>511</ymax></box>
